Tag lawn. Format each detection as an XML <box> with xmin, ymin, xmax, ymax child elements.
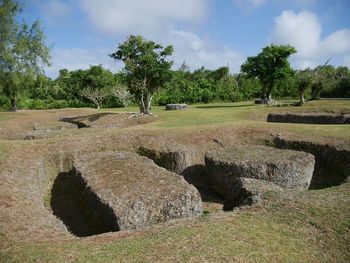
<box><xmin>0</xmin><ymin>100</ymin><xmax>349</xmax><ymax>262</ymax></box>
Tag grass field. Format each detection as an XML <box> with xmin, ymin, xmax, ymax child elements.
<box><xmin>0</xmin><ymin>100</ymin><xmax>349</xmax><ymax>262</ymax></box>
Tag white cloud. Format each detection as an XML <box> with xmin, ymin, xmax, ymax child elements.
<box><xmin>271</xmin><ymin>11</ymin><xmax>321</xmax><ymax>58</ymax></box>
<box><xmin>44</xmin><ymin>30</ymin><xmax>245</xmax><ymax>78</ymax></box>
<box><xmin>167</xmin><ymin>30</ymin><xmax>244</xmax><ymax>72</ymax></box>
<box><xmin>79</xmin><ymin>0</ymin><xmax>209</xmax><ymax>36</ymax></box>
<box><xmin>45</xmin><ymin>48</ymin><xmax>122</xmax><ymax>78</ymax></box>
<box><xmin>271</xmin><ymin>10</ymin><xmax>350</xmax><ymax>69</ymax></box>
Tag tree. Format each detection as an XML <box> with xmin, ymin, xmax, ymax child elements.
<box><xmin>82</xmin><ymin>65</ymin><xmax>116</xmax><ymax>92</ymax></box>
<box><xmin>110</xmin><ymin>35</ymin><xmax>173</xmax><ymax>114</ymax></box>
<box><xmin>111</xmin><ymin>86</ymin><xmax>133</xmax><ymax>107</ymax></box>
<box><xmin>0</xmin><ymin>0</ymin><xmax>50</xmax><ymax>111</ymax></box>
<box><xmin>80</xmin><ymin>87</ymin><xmax>109</xmax><ymax>109</ymax></box>
<box><xmin>310</xmin><ymin>63</ymin><xmax>334</xmax><ymax>100</ymax></box>
<box><xmin>241</xmin><ymin>44</ymin><xmax>296</xmax><ymax>104</ymax></box>
<box><xmin>296</xmin><ymin>69</ymin><xmax>313</xmax><ymax>104</ymax></box>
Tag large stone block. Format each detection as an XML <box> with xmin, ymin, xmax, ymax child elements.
<box><xmin>165</xmin><ymin>104</ymin><xmax>188</xmax><ymax>110</ymax></box>
<box><xmin>223</xmin><ymin>177</ymin><xmax>282</xmax><ymax>211</ymax></box>
<box><xmin>71</xmin><ymin>151</ymin><xmax>202</xmax><ymax>231</ymax></box>
<box><xmin>267</xmin><ymin>113</ymin><xmax>350</xmax><ymax>124</ymax></box>
<box><xmin>205</xmin><ymin>145</ymin><xmax>315</xmax><ymax>198</ymax></box>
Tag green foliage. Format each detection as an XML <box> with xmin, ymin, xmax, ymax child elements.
<box><xmin>0</xmin><ymin>0</ymin><xmax>50</xmax><ymax>111</ymax></box>
<box><xmin>0</xmin><ymin>29</ymin><xmax>349</xmax><ymax>111</ymax></box>
<box><xmin>241</xmin><ymin>44</ymin><xmax>297</xmax><ymax>103</ymax></box>
<box><xmin>154</xmin><ymin>65</ymin><xmax>243</xmax><ymax>105</ymax></box>
<box><xmin>110</xmin><ymin>35</ymin><xmax>173</xmax><ymax>114</ymax></box>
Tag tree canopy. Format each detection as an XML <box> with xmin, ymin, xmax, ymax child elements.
<box><xmin>0</xmin><ymin>0</ymin><xmax>50</xmax><ymax>111</ymax></box>
<box><xmin>110</xmin><ymin>35</ymin><xmax>173</xmax><ymax>114</ymax></box>
<box><xmin>241</xmin><ymin>44</ymin><xmax>296</xmax><ymax>104</ymax></box>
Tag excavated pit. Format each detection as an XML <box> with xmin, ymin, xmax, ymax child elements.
<box><xmin>271</xmin><ymin>136</ymin><xmax>350</xmax><ymax>189</ymax></box>
<box><xmin>50</xmin><ymin>169</ymin><xmax>120</xmax><ymax>237</ymax></box>
<box><xmin>267</xmin><ymin>112</ymin><xmax>350</xmax><ymax>124</ymax></box>
<box><xmin>138</xmin><ymin>145</ymin><xmax>224</xmax><ymax>206</ymax></box>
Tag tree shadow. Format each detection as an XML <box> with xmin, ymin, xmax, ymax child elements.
<box><xmin>195</xmin><ymin>104</ymin><xmax>255</xmax><ymax>109</ymax></box>
<box><xmin>50</xmin><ymin>170</ymin><xmax>120</xmax><ymax>237</ymax></box>
<box><xmin>60</xmin><ymin>113</ymin><xmax>117</xmax><ymax>128</ymax></box>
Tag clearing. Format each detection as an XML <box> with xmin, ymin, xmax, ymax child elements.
<box><xmin>0</xmin><ymin>100</ymin><xmax>349</xmax><ymax>262</ymax></box>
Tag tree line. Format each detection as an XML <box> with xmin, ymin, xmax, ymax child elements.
<box><xmin>1</xmin><ymin>57</ymin><xmax>348</xmax><ymax>111</ymax></box>
<box><xmin>1</xmin><ymin>0</ymin><xmax>349</xmax><ymax>113</ymax></box>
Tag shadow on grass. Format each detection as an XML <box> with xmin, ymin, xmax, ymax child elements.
<box><xmin>195</xmin><ymin>104</ymin><xmax>255</xmax><ymax>109</ymax></box>
<box><xmin>60</xmin><ymin>113</ymin><xmax>117</xmax><ymax>128</ymax></box>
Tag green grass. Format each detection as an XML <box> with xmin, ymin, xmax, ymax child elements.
<box><xmin>119</xmin><ymin>100</ymin><xmax>350</xmax><ymax>139</ymax></box>
<box><xmin>0</xmin><ymin>114</ymin><xmax>13</xmax><ymax>122</ymax></box>
<box><xmin>2</xmin><ymin>184</ymin><xmax>349</xmax><ymax>262</ymax></box>
<box><xmin>1</xmin><ymin>99</ymin><xmax>350</xmax><ymax>262</ymax></box>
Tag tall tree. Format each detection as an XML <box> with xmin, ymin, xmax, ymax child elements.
<box><xmin>110</xmin><ymin>35</ymin><xmax>173</xmax><ymax>114</ymax></box>
<box><xmin>310</xmin><ymin>63</ymin><xmax>334</xmax><ymax>100</ymax></box>
<box><xmin>0</xmin><ymin>0</ymin><xmax>50</xmax><ymax>111</ymax></box>
<box><xmin>296</xmin><ymin>69</ymin><xmax>313</xmax><ymax>104</ymax></box>
<box><xmin>241</xmin><ymin>44</ymin><xmax>296</xmax><ymax>104</ymax></box>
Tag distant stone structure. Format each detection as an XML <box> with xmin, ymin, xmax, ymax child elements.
<box><xmin>267</xmin><ymin>113</ymin><xmax>350</xmax><ymax>124</ymax></box>
<box><xmin>165</xmin><ymin>104</ymin><xmax>188</xmax><ymax>110</ymax></box>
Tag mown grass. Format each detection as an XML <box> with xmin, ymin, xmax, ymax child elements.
<box><xmin>0</xmin><ymin>114</ymin><xmax>13</xmax><ymax>122</ymax></box>
<box><xmin>113</xmin><ymin>100</ymin><xmax>350</xmax><ymax>139</ymax></box>
<box><xmin>0</xmin><ymin>99</ymin><xmax>349</xmax><ymax>262</ymax></box>
<box><xmin>2</xmin><ymin>183</ymin><xmax>349</xmax><ymax>262</ymax></box>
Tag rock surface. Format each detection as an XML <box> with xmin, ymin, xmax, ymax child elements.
<box><xmin>223</xmin><ymin>177</ymin><xmax>282</xmax><ymax>211</ymax></box>
<box><xmin>205</xmin><ymin>145</ymin><xmax>315</xmax><ymax>198</ymax></box>
<box><xmin>33</xmin><ymin>121</ymin><xmax>78</xmax><ymax>131</ymax></box>
<box><xmin>272</xmin><ymin>135</ymin><xmax>350</xmax><ymax>189</ymax></box>
<box><xmin>165</xmin><ymin>104</ymin><xmax>188</xmax><ymax>110</ymax></box>
<box><xmin>267</xmin><ymin>113</ymin><xmax>350</xmax><ymax>124</ymax></box>
<box><xmin>61</xmin><ymin>113</ymin><xmax>154</xmax><ymax>128</ymax></box>
<box><xmin>69</xmin><ymin>151</ymin><xmax>202</xmax><ymax>231</ymax></box>
<box><xmin>138</xmin><ymin>144</ymin><xmax>197</xmax><ymax>174</ymax></box>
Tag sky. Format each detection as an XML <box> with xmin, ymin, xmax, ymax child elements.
<box><xmin>22</xmin><ymin>0</ymin><xmax>350</xmax><ymax>79</ymax></box>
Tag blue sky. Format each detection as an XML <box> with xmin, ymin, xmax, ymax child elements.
<box><xmin>22</xmin><ymin>0</ymin><xmax>350</xmax><ymax>78</ymax></box>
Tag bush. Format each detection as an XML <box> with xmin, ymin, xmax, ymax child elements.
<box><xmin>0</xmin><ymin>95</ymin><xmax>10</xmax><ymax>110</ymax></box>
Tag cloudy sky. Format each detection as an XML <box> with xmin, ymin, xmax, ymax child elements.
<box><xmin>22</xmin><ymin>0</ymin><xmax>350</xmax><ymax>78</ymax></box>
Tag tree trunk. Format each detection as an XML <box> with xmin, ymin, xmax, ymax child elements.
<box><xmin>259</xmin><ymin>84</ymin><xmax>274</xmax><ymax>104</ymax></box>
<box><xmin>139</xmin><ymin>92</ymin><xmax>153</xmax><ymax>115</ymax></box>
<box><xmin>299</xmin><ymin>92</ymin><xmax>305</xmax><ymax>104</ymax></box>
<box><xmin>10</xmin><ymin>96</ymin><xmax>17</xmax><ymax>112</ymax></box>
<box><xmin>260</xmin><ymin>87</ymin><xmax>267</xmax><ymax>103</ymax></box>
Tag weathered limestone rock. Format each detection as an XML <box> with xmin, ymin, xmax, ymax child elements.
<box><xmin>71</xmin><ymin>151</ymin><xmax>202</xmax><ymax>231</ymax></box>
<box><xmin>267</xmin><ymin>113</ymin><xmax>350</xmax><ymax>124</ymax></box>
<box><xmin>223</xmin><ymin>177</ymin><xmax>282</xmax><ymax>211</ymax></box>
<box><xmin>138</xmin><ymin>144</ymin><xmax>197</xmax><ymax>174</ymax></box>
<box><xmin>165</xmin><ymin>104</ymin><xmax>188</xmax><ymax>110</ymax></box>
<box><xmin>33</xmin><ymin>121</ymin><xmax>78</xmax><ymax>131</ymax></box>
<box><xmin>205</xmin><ymin>145</ymin><xmax>315</xmax><ymax>198</ymax></box>
<box><xmin>272</xmin><ymin>135</ymin><xmax>350</xmax><ymax>189</ymax></box>
<box><xmin>61</xmin><ymin>113</ymin><xmax>154</xmax><ymax>128</ymax></box>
